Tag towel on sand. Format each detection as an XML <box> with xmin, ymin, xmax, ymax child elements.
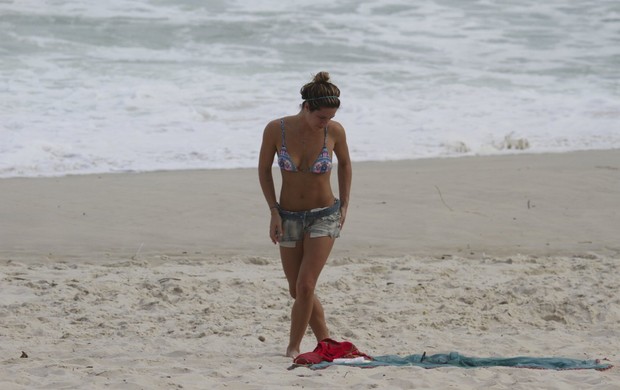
<box><xmin>304</xmin><ymin>351</ymin><xmax>613</xmax><ymax>371</ymax></box>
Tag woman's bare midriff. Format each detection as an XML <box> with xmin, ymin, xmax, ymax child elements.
<box><xmin>278</xmin><ymin>171</ymin><xmax>335</xmax><ymax>211</ymax></box>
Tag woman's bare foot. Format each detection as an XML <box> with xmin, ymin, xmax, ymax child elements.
<box><xmin>286</xmin><ymin>347</ymin><xmax>300</xmax><ymax>359</ymax></box>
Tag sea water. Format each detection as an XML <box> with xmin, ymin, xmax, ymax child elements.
<box><xmin>1</xmin><ymin>0</ymin><xmax>619</xmax><ymax>178</ymax></box>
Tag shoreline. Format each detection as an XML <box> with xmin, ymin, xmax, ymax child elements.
<box><xmin>2</xmin><ymin>147</ymin><xmax>619</xmax><ymax>181</ymax></box>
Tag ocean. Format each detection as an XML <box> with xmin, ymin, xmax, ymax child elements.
<box><xmin>1</xmin><ymin>0</ymin><xmax>619</xmax><ymax>178</ymax></box>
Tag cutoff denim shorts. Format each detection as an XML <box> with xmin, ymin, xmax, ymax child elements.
<box><xmin>278</xmin><ymin>199</ymin><xmax>341</xmax><ymax>248</ymax></box>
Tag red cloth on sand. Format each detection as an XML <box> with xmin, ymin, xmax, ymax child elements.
<box><xmin>294</xmin><ymin>338</ymin><xmax>372</xmax><ymax>365</ymax></box>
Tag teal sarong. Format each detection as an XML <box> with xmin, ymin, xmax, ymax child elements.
<box><xmin>307</xmin><ymin>352</ymin><xmax>613</xmax><ymax>371</ymax></box>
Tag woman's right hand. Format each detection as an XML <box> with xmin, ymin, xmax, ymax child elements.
<box><xmin>269</xmin><ymin>212</ymin><xmax>283</xmax><ymax>244</ymax></box>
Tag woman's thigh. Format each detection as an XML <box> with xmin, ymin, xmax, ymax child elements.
<box><xmin>280</xmin><ymin>243</ymin><xmax>304</xmax><ymax>296</ymax></box>
<box><xmin>297</xmin><ymin>235</ymin><xmax>335</xmax><ymax>286</ymax></box>
<box><xmin>280</xmin><ymin>235</ymin><xmax>336</xmax><ymax>295</ymax></box>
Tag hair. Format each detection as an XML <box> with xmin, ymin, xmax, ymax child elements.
<box><xmin>300</xmin><ymin>71</ymin><xmax>341</xmax><ymax>112</ymax></box>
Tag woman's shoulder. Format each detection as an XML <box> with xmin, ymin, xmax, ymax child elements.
<box><xmin>264</xmin><ymin>117</ymin><xmax>283</xmax><ymax>133</ymax></box>
<box><xmin>328</xmin><ymin>120</ymin><xmax>346</xmax><ymax>136</ymax></box>
<box><xmin>265</xmin><ymin>116</ymin><xmax>294</xmax><ymax>129</ymax></box>
<box><xmin>329</xmin><ymin>119</ymin><xmax>344</xmax><ymax>129</ymax></box>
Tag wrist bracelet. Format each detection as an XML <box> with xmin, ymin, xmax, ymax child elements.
<box><xmin>269</xmin><ymin>202</ymin><xmax>279</xmax><ymax>210</ymax></box>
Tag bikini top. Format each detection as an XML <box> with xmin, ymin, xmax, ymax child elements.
<box><xmin>278</xmin><ymin>119</ymin><xmax>332</xmax><ymax>174</ymax></box>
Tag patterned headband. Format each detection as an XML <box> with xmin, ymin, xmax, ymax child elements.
<box><xmin>304</xmin><ymin>95</ymin><xmax>340</xmax><ymax>102</ymax></box>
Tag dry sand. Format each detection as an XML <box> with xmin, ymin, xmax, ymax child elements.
<box><xmin>1</xmin><ymin>149</ymin><xmax>619</xmax><ymax>389</ymax></box>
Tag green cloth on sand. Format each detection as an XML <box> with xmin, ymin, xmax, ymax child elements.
<box><xmin>308</xmin><ymin>352</ymin><xmax>613</xmax><ymax>371</ymax></box>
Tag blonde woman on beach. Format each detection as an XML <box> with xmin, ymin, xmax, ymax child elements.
<box><xmin>258</xmin><ymin>71</ymin><xmax>352</xmax><ymax>359</ymax></box>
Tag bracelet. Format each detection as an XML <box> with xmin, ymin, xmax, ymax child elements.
<box><xmin>269</xmin><ymin>202</ymin><xmax>279</xmax><ymax>210</ymax></box>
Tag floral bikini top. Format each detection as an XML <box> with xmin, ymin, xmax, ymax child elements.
<box><xmin>278</xmin><ymin>119</ymin><xmax>332</xmax><ymax>174</ymax></box>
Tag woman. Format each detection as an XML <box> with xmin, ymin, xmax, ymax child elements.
<box><xmin>258</xmin><ymin>71</ymin><xmax>352</xmax><ymax>359</ymax></box>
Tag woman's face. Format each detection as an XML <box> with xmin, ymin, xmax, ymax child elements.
<box><xmin>304</xmin><ymin>106</ymin><xmax>338</xmax><ymax>130</ymax></box>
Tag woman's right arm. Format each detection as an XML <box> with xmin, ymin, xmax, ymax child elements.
<box><xmin>258</xmin><ymin>122</ymin><xmax>282</xmax><ymax>244</ymax></box>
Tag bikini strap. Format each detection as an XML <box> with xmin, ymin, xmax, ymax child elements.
<box><xmin>280</xmin><ymin>119</ymin><xmax>287</xmax><ymax>146</ymax></box>
<box><xmin>323</xmin><ymin>126</ymin><xmax>328</xmax><ymax>146</ymax></box>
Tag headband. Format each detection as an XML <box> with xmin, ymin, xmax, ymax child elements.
<box><xmin>304</xmin><ymin>95</ymin><xmax>340</xmax><ymax>102</ymax></box>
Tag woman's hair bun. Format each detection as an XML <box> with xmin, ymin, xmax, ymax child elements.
<box><xmin>313</xmin><ymin>71</ymin><xmax>331</xmax><ymax>84</ymax></box>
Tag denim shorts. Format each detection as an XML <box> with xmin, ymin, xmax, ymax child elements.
<box><xmin>278</xmin><ymin>199</ymin><xmax>341</xmax><ymax>248</ymax></box>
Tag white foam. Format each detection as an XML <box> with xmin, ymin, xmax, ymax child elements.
<box><xmin>1</xmin><ymin>0</ymin><xmax>619</xmax><ymax>177</ymax></box>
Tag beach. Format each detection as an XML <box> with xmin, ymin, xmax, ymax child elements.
<box><xmin>1</xmin><ymin>149</ymin><xmax>619</xmax><ymax>389</ymax></box>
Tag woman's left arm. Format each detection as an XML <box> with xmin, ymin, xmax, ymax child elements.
<box><xmin>332</xmin><ymin>123</ymin><xmax>352</xmax><ymax>228</ymax></box>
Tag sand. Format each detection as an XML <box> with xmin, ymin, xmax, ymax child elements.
<box><xmin>1</xmin><ymin>149</ymin><xmax>619</xmax><ymax>389</ymax></box>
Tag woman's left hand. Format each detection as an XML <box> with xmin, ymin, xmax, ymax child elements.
<box><xmin>339</xmin><ymin>205</ymin><xmax>347</xmax><ymax>230</ymax></box>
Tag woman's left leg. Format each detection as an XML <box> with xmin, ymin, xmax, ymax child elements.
<box><xmin>286</xmin><ymin>235</ymin><xmax>335</xmax><ymax>357</ymax></box>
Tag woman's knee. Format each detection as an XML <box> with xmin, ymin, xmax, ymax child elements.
<box><xmin>295</xmin><ymin>280</ymin><xmax>316</xmax><ymax>299</ymax></box>
<box><xmin>288</xmin><ymin>284</ymin><xmax>297</xmax><ymax>299</ymax></box>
